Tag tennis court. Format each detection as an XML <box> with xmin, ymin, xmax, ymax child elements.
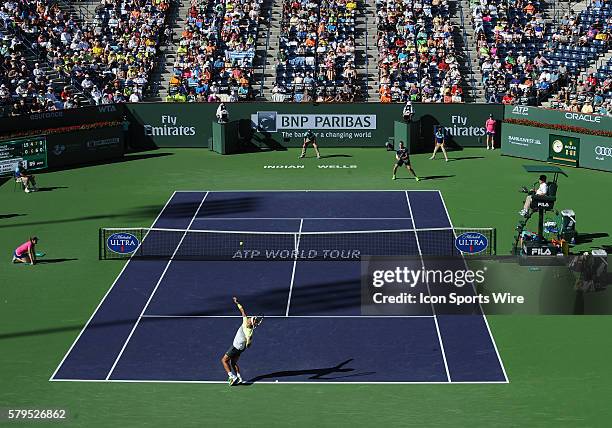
<box><xmin>50</xmin><ymin>190</ymin><xmax>507</xmax><ymax>384</ymax></box>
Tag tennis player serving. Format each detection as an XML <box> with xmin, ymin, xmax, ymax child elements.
<box><xmin>393</xmin><ymin>141</ymin><xmax>419</xmax><ymax>181</ymax></box>
<box><xmin>221</xmin><ymin>297</ymin><xmax>263</xmax><ymax>385</ymax></box>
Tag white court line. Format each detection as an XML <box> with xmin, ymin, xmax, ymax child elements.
<box><xmin>49</xmin><ymin>191</ymin><xmax>178</xmax><ymax>382</ymax></box>
<box><xmin>195</xmin><ymin>217</ymin><xmax>413</xmax><ymax>221</ymax></box>
<box><xmin>104</xmin><ymin>192</ymin><xmax>210</xmax><ymax>381</ymax></box>
<box><xmin>141</xmin><ymin>315</ymin><xmax>435</xmax><ymax>319</ymax></box>
<box><xmin>436</xmin><ymin>190</ymin><xmax>509</xmax><ymax>383</ymax></box>
<box><xmin>50</xmin><ymin>378</ymin><xmax>508</xmax><ymax>385</ymax></box>
<box><xmin>101</xmin><ymin>227</ymin><xmax>450</xmax><ymax>235</ymax></box>
<box><xmin>405</xmin><ymin>191</ymin><xmax>451</xmax><ymax>383</ymax></box>
<box><xmin>285</xmin><ymin>219</ymin><xmax>303</xmax><ymax>317</ymax></box>
<box><xmin>176</xmin><ymin>190</ymin><xmax>439</xmax><ymax>193</ymax></box>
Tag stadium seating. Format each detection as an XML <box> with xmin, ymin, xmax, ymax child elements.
<box><xmin>274</xmin><ymin>0</ymin><xmax>360</xmax><ymax>103</ymax></box>
<box><xmin>0</xmin><ymin>0</ymin><xmax>610</xmax><ymax>116</ymax></box>
<box><xmin>0</xmin><ymin>0</ymin><xmax>171</xmax><ymax>117</ymax></box>
<box><xmin>471</xmin><ymin>0</ymin><xmax>553</xmax><ymax>104</ymax></box>
<box><xmin>546</xmin><ymin>1</ymin><xmax>612</xmax><ymax>113</ymax></box>
<box><xmin>376</xmin><ymin>0</ymin><xmax>463</xmax><ymax>103</ymax></box>
<box><xmin>473</xmin><ymin>0</ymin><xmax>611</xmax><ymax>108</ymax></box>
<box><xmin>169</xmin><ymin>0</ymin><xmax>259</xmax><ymax>102</ymax></box>
<box><xmin>0</xmin><ymin>1</ymin><xmax>65</xmax><ymax>116</ymax></box>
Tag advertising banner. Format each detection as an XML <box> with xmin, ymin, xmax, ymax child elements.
<box><xmin>548</xmin><ymin>134</ymin><xmax>579</xmax><ymax>167</ymax></box>
<box><xmin>579</xmin><ymin>137</ymin><xmax>612</xmax><ymax>172</ymax></box>
<box><xmin>504</xmin><ymin>105</ymin><xmax>612</xmax><ymax>132</ymax></box>
<box><xmin>125</xmin><ymin>103</ymin><xmax>503</xmax><ymax>149</ymax></box>
<box><xmin>46</xmin><ymin>126</ymin><xmax>124</xmax><ymax>169</ymax></box>
<box><xmin>500</xmin><ymin>123</ymin><xmax>549</xmax><ymax>161</ymax></box>
<box><xmin>0</xmin><ymin>104</ymin><xmax>124</xmax><ymax>137</ymax></box>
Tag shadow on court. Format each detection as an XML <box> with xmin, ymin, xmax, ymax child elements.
<box><xmin>244</xmin><ymin>359</ymin><xmax>377</xmax><ymax>384</ymax></box>
<box><xmin>319</xmin><ymin>154</ymin><xmax>352</xmax><ymax>159</ymax></box>
<box><xmin>36</xmin><ymin>258</ymin><xmax>79</xmax><ymax>264</ymax></box>
<box><xmin>394</xmin><ymin>175</ymin><xmax>455</xmax><ymax>181</ymax></box>
<box><xmin>36</xmin><ymin>186</ymin><xmax>69</xmax><ymax>192</ymax></box>
<box><xmin>0</xmin><ymin>213</ymin><xmax>26</xmax><ymax>220</ymax></box>
<box><xmin>448</xmin><ymin>156</ymin><xmax>485</xmax><ymax>162</ymax></box>
<box><xmin>0</xmin><ymin>276</ymin><xmax>366</xmax><ymax>341</ymax></box>
<box><xmin>196</xmin><ymin>196</ymin><xmax>260</xmax><ymax>217</ymax></box>
<box><xmin>420</xmin><ymin>175</ymin><xmax>455</xmax><ymax>181</ymax></box>
<box><xmin>42</xmin><ymin>152</ymin><xmax>174</xmax><ymax>173</ymax></box>
<box><xmin>0</xmin><ymin>202</ymin><xmax>198</xmax><ymax>229</ymax></box>
<box><xmin>166</xmin><ymin>277</ymin><xmax>363</xmax><ymax>316</ymax></box>
<box><xmin>576</xmin><ymin>232</ymin><xmax>609</xmax><ymax>245</ymax></box>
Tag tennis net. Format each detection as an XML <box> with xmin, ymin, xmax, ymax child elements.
<box><xmin>99</xmin><ymin>227</ymin><xmax>496</xmax><ymax>261</ymax></box>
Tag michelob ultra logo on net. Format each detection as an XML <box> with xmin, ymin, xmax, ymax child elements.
<box><xmin>455</xmin><ymin>232</ymin><xmax>488</xmax><ymax>254</ymax></box>
<box><xmin>107</xmin><ymin>233</ymin><xmax>140</xmax><ymax>254</ymax></box>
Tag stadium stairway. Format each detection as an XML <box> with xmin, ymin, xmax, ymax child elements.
<box><xmin>261</xmin><ymin>0</ymin><xmax>283</xmax><ymax>100</ymax></box>
<box><xmin>364</xmin><ymin>0</ymin><xmax>379</xmax><ymax>101</ymax></box>
<box><xmin>253</xmin><ymin>0</ymin><xmax>274</xmax><ymax>100</ymax></box>
<box><xmin>147</xmin><ymin>0</ymin><xmax>186</xmax><ymax>101</ymax></box>
<box><xmin>56</xmin><ymin>0</ymin><xmax>98</xmax><ymax>23</ymax></box>
<box><xmin>451</xmin><ymin>1</ymin><xmax>481</xmax><ymax>102</ymax></box>
<box><xmin>354</xmin><ymin>2</ymin><xmax>370</xmax><ymax>100</ymax></box>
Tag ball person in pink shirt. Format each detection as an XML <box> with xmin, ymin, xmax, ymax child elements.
<box><xmin>12</xmin><ymin>236</ymin><xmax>39</xmax><ymax>265</ymax></box>
<box><xmin>485</xmin><ymin>114</ymin><xmax>496</xmax><ymax>150</ymax></box>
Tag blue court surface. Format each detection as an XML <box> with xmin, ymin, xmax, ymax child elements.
<box><xmin>51</xmin><ymin>191</ymin><xmax>508</xmax><ymax>384</ymax></box>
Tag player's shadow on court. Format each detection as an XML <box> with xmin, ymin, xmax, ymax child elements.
<box><xmin>447</xmin><ymin>156</ymin><xmax>485</xmax><ymax>162</ymax></box>
<box><xmin>36</xmin><ymin>186</ymin><xmax>69</xmax><ymax>192</ymax></box>
<box><xmin>395</xmin><ymin>175</ymin><xmax>454</xmax><ymax>181</ymax></box>
<box><xmin>419</xmin><ymin>175</ymin><xmax>455</xmax><ymax>181</ymax></box>
<box><xmin>244</xmin><ymin>359</ymin><xmax>375</xmax><ymax>384</ymax></box>
<box><xmin>318</xmin><ymin>154</ymin><xmax>352</xmax><ymax>159</ymax></box>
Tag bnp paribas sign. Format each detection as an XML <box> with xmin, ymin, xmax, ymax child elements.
<box><xmin>251</xmin><ymin>112</ymin><xmax>376</xmax><ymax>133</ymax></box>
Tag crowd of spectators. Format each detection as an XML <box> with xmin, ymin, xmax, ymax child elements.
<box><xmin>546</xmin><ymin>0</ymin><xmax>611</xmax><ymax>115</ymax></box>
<box><xmin>473</xmin><ymin>0</ymin><xmax>611</xmax><ymax>110</ymax></box>
<box><xmin>168</xmin><ymin>0</ymin><xmax>261</xmax><ymax>102</ymax></box>
<box><xmin>1</xmin><ymin>0</ymin><xmax>610</xmax><ymax>115</ymax></box>
<box><xmin>0</xmin><ymin>1</ymin><xmax>73</xmax><ymax>116</ymax></box>
<box><xmin>273</xmin><ymin>0</ymin><xmax>360</xmax><ymax>103</ymax></box>
<box><xmin>376</xmin><ymin>0</ymin><xmax>463</xmax><ymax>103</ymax></box>
<box><xmin>548</xmin><ymin>71</ymin><xmax>612</xmax><ymax>115</ymax></box>
<box><xmin>57</xmin><ymin>0</ymin><xmax>171</xmax><ymax>104</ymax></box>
<box><xmin>472</xmin><ymin>0</ymin><xmax>555</xmax><ymax>104</ymax></box>
<box><xmin>0</xmin><ymin>0</ymin><xmax>170</xmax><ymax>117</ymax></box>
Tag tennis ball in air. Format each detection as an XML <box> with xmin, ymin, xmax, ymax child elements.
<box><xmin>240</xmin><ymin>241</ymin><xmax>244</xmax><ymax>246</ymax></box>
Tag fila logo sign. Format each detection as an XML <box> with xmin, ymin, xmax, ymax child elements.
<box><xmin>524</xmin><ymin>246</ymin><xmax>553</xmax><ymax>256</ymax></box>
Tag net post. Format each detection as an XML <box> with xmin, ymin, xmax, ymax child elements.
<box><xmin>99</xmin><ymin>228</ymin><xmax>104</xmax><ymax>260</ymax></box>
<box><xmin>493</xmin><ymin>228</ymin><xmax>497</xmax><ymax>256</ymax></box>
<box><xmin>140</xmin><ymin>228</ymin><xmax>146</xmax><ymax>258</ymax></box>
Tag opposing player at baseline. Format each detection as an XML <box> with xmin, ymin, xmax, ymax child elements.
<box><xmin>393</xmin><ymin>141</ymin><xmax>419</xmax><ymax>181</ymax></box>
<box><xmin>221</xmin><ymin>297</ymin><xmax>263</xmax><ymax>385</ymax></box>
<box><xmin>299</xmin><ymin>130</ymin><xmax>321</xmax><ymax>159</ymax></box>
